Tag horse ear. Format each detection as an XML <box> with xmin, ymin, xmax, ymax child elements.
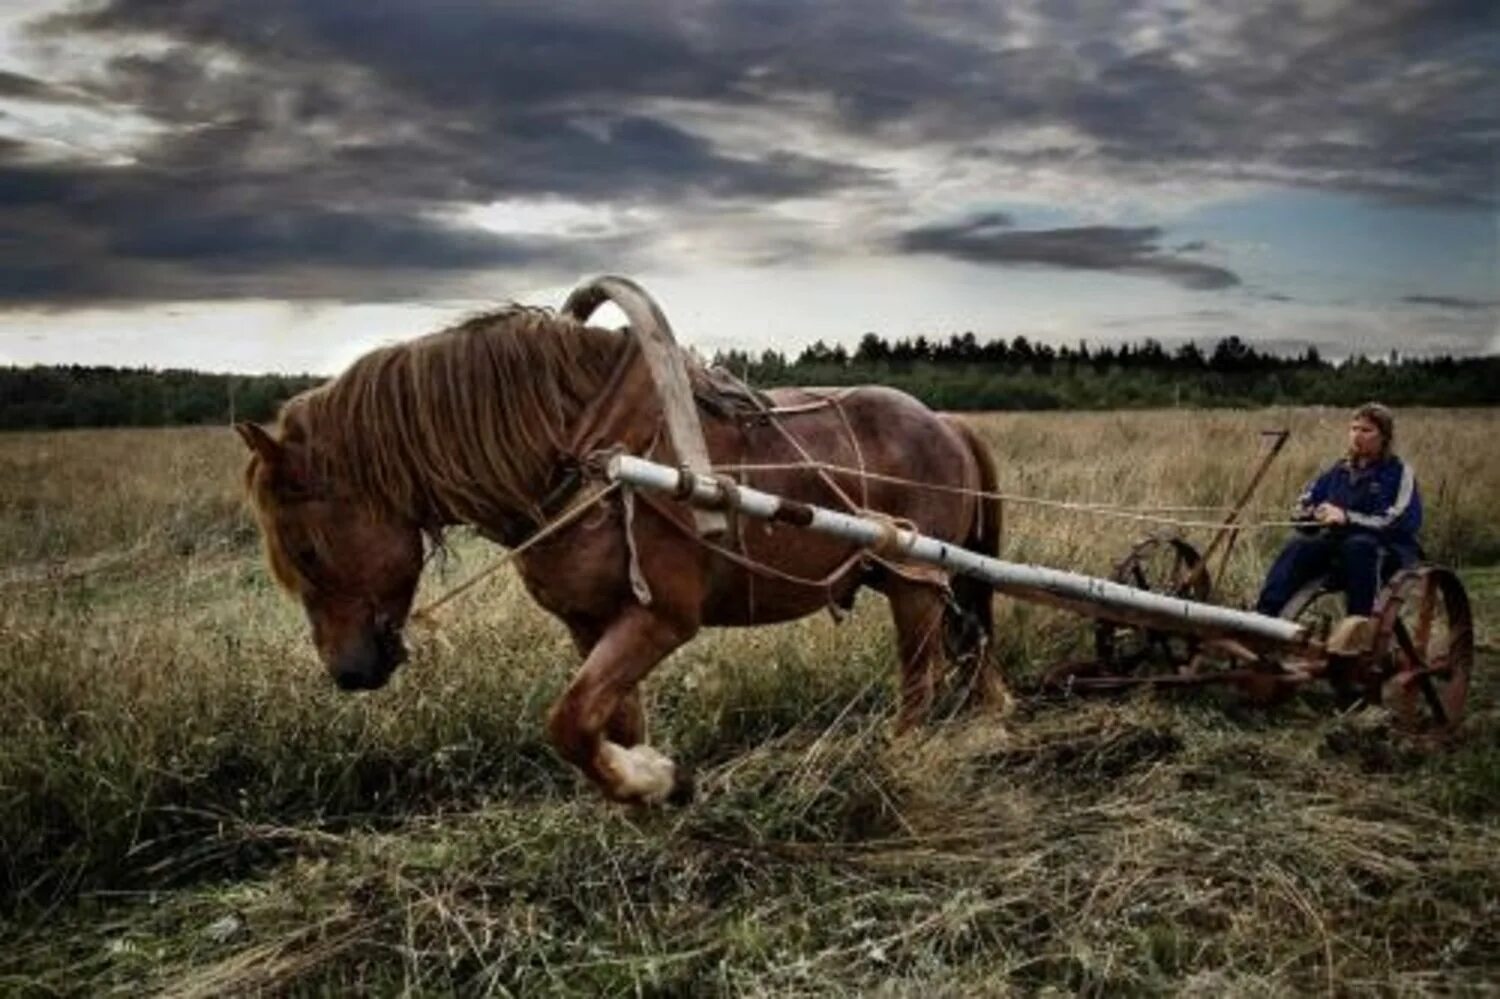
<box><xmin>235</xmin><ymin>421</ymin><xmax>282</xmax><ymax>465</ymax></box>
<box><xmin>237</xmin><ymin>420</ymin><xmax>316</xmax><ymax>496</ymax></box>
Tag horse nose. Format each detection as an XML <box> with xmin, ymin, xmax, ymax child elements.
<box><xmin>330</xmin><ymin>632</ymin><xmax>382</xmax><ymax>691</ymax></box>
<box><xmin>334</xmin><ymin>667</ymin><xmax>375</xmax><ymax>691</ymax></box>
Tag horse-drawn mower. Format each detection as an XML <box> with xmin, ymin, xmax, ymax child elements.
<box><xmin>1047</xmin><ymin>431</ymin><xmax>1475</xmax><ymax>734</ymax></box>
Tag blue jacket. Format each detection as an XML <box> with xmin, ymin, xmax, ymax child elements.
<box><xmin>1296</xmin><ymin>454</ymin><xmax>1422</xmax><ymax>552</ymax></box>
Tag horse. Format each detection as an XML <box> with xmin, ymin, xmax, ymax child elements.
<box><xmin>237</xmin><ymin>279</ymin><xmax>1009</xmax><ymax>805</ymax></box>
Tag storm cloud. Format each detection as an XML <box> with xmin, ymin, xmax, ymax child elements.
<box><xmin>0</xmin><ymin>68</ymin><xmax>78</xmax><ymax>102</ymax></box>
<box><xmin>898</xmin><ymin>215</ymin><xmax>1241</xmax><ymax>290</ymax></box>
<box><xmin>1401</xmin><ymin>294</ymin><xmax>1497</xmax><ymax>312</ymax></box>
<box><xmin>0</xmin><ymin>0</ymin><xmax>1493</xmax><ymax>308</ymax></box>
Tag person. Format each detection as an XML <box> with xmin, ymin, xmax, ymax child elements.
<box><xmin>1255</xmin><ymin>403</ymin><xmax>1422</xmax><ymax>619</ymax></box>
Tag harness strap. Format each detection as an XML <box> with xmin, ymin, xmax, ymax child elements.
<box><xmin>409</xmin><ymin>480</ymin><xmax>622</xmax><ymax>627</ymax></box>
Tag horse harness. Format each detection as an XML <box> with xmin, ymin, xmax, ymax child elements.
<box><xmin>513</xmin><ymin>339</ymin><xmax>954</xmax><ymax>617</ymax></box>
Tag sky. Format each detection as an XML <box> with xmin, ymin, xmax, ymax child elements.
<box><xmin>0</xmin><ymin>0</ymin><xmax>1495</xmax><ymax>374</ymax></box>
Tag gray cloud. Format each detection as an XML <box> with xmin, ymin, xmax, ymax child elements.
<box><xmin>898</xmin><ymin>215</ymin><xmax>1241</xmax><ymax>290</ymax></box>
<box><xmin>0</xmin><ymin>13</ymin><xmax>875</xmax><ymax>305</ymax></box>
<box><xmin>0</xmin><ymin>1</ymin><xmax>889</xmax><ymax>306</ymax></box>
<box><xmin>0</xmin><ymin>0</ymin><xmax>1492</xmax><ymax>308</ymax></box>
<box><xmin>0</xmin><ymin>68</ymin><xmax>78</xmax><ymax>102</ymax></box>
<box><xmin>1401</xmin><ymin>294</ymin><xmax>1497</xmax><ymax>311</ymax></box>
<box><xmin>0</xmin><ymin>152</ymin><xmax>627</xmax><ymax>306</ymax></box>
<box><xmin>45</xmin><ymin>0</ymin><xmax>1494</xmax><ymax>203</ymax></box>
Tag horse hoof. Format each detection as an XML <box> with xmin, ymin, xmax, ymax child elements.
<box><xmin>666</xmin><ymin>764</ymin><xmax>696</xmax><ymax>806</ymax></box>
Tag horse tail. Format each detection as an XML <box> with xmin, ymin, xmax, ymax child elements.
<box><xmin>940</xmin><ymin>415</ymin><xmax>1001</xmax><ymax>682</ymax></box>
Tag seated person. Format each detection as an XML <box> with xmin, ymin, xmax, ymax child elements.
<box><xmin>1256</xmin><ymin>403</ymin><xmax>1422</xmax><ymax>620</ymax></box>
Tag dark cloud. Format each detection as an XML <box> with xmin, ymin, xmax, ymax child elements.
<box><xmin>0</xmin><ymin>153</ymin><xmax>624</xmax><ymax>306</ymax></box>
<box><xmin>0</xmin><ymin>1</ymin><xmax>887</xmax><ymax>306</ymax></box>
<box><xmin>49</xmin><ymin>1</ymin><xmax>732</xmax><ymax>110</ymax></box>
<box><xmin>898</xmin><ymin>215</ymin><xmax>1241</xmax><ymax>290</ymax></box>
<box><xmin>0</xmin><ymin>101</ymin><xmax>870</xmax><ymax>303</ymax></box>
<box><xmin>0</xmin><ymin>0</ymin><xmax>1492</xmax><ymax>308</ymax></box>
<box><xmin>0</xmin><ymin>68</ymin><xmax>77</xmax><ymax>102</ymax></box>
<box><xmin>701</xmin><ymin>0</ymin><xmax>1496</xmax><ymax>206</ymax></box>
<box><xmin>45</xmin><ymin>0</ymin><xmax>1491</xmax><ymax>203</ymax></box>
<box><xmin>109</xmin><ymin>209</ymin><xmax>569</xmax><ymax>271</ymax></box>
<box><xmin>1401</xmin><ymin>294</ymin><xmax>1497</xmax><ymax>311</ymax></box>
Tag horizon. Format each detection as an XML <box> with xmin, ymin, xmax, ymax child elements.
<box><xmin>1</xmin><ymin>328</ymin><xmax>1481</xmax><ymax>380</ymax></box>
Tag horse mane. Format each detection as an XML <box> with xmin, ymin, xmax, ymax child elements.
<box><xmin>273</xmin><ymin>305</ymin><xmax>628</xmax><ymax>531</ymax></box>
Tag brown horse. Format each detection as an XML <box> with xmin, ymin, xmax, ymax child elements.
<box><xmin>238</xmin><ymin>281</ymin><xmax>1008</xmax><ymax>805</ymax></box>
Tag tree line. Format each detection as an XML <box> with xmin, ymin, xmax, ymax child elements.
<box><xmin>714</xmin><ymin>334</ymin><xmax>1500</xmax><ymax>410</ymax></box>
<box><xmin>1</xmin><ymin>334</ymin><xmax>1495</xmax><ymax>430</ymax></box>
<box><xmin>0</xmin><ymin>365</ymin><xmax>324</xmax><ymax>430</ymax></box>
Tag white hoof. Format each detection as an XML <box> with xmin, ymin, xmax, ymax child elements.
<box><xmin>599</xmin><ymin>741</ymin><xmax>678</xmax><ymax>805</ymax></box>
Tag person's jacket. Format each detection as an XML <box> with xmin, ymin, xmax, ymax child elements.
<box><xmin>1295</xmin><ymin>454</ymin><xmax>1422</xmax><ymax>553</ymax></box>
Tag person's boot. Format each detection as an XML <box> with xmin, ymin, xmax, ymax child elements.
<box><xmin>1326</xmin><ymin>614</ymin><xmax>1376</xmax><ymax>656</ymax></box>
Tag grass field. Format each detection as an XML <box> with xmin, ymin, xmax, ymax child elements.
<box><xmin>1</xmin><ymin>408</ymin><xmax>1496</xmax><ymax>995</ymax></box>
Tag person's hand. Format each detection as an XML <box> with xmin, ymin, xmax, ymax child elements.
<box><xmin>1313</xmin><ymin>502</ymin><xmax>1347</xmax><ymax>526</ymax></box>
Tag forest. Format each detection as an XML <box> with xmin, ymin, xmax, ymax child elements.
<box><xmin>2</xmin><ymin>334</ymin><xmax>1495</xmax><ymax>430</ymax></box>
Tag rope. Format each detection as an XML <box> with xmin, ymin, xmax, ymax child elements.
<box><xmin>636</xmin><ymin>488</ymin><xmax>867</xmax><ymax>592</ymax></box>
<box><xmin>828</xmin><ymin>393</ymin><xmax>870</xmax><ymax>510</ymax></box>
<box><xmin>710</xmin><ymin>460</ymin><xmax>1306</xmax><ymax>532</ymax></box>
<box><xmin>408</xmin><ymin>481</ymin><xmax>621</xmax><ymax>627</ymax></box>
<box><xmin>865</xmin><ymin>510</ymin><xmax>919</xmax><ymax>559</ymax></box>
<box><xmin>701</xmin><ymin>367</ymin><xmax>1295</xmax><ymax>532</ymax></box>
<box><xmin>758</xmin><ymin>391</ymin><xmax>865</xmax><ymax>514</ymax></box>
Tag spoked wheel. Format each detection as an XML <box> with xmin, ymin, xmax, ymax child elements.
<box><xmin>1093</xmin><ymin>535</ymin><xmax>1211</xmax><ymax>675</ymax></box>
<box><xmin>1369</xmin><ymin>565</ymin><xmax>1474</xmax><ymax>737</ymax></box>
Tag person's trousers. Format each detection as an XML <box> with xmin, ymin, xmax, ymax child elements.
<box><xmin>1255</xmin><ymin>531</ymin><xmax>1406</xmax><ymax>617</ymax></box>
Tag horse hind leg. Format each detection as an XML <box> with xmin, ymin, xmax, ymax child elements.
<box><xmin>942</xmin><ymin>413</ymin><xmax>1013</xmax><ymax>716</ymax></box>
<box><xmin>879</xmin><ymin>577</ymin><xmax>949</xmax><ymax>735</ymax></box>
<box><xmin>548</xmin><ymin>606</ymin><xmax>694</xmax><ymax>805</ymax></box>
<box><xmin>944</xmin><ymin>585</ymin><xmax>1013</xmax><ymax>716</ymax></box>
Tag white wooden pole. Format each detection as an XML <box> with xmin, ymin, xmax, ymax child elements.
<box><xmin>607</xmin><ymin>453</ymin><xmax>1309</xmax><ymax>649</ymax></box>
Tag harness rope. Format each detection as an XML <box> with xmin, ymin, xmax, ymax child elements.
<box><xmin>408</xmin><ymin>480</ymin><xmax>621</xmax><ymax>626</ymax></box>
<box><xmin>711</xmin><ymin>460</ymin><xmax>1307</xmax><ymax>531</ymax></box>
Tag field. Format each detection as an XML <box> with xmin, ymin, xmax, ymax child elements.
<box><xmin>1</xmin><ymin>409</ymin><xmax>1497</xmax><ymax>995</ymax></box>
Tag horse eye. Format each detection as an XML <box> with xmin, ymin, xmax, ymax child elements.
<box><xmin>296</xmin><ymin>546</ymin><xmax>319</xmax><ymax>567</ymax></box>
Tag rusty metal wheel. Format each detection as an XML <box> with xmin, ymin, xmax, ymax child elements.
<box><xmin>1093</xmin><ymin>534</ymin><xmax>1212</xmax><ymax>674</ymax></box>
<box><xmin>1369</xmin><ymin>565</ymin><xmax>1474</xmax><ymax>737</ymax></box>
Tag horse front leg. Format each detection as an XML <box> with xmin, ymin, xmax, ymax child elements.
<box><xmin>566</xmin><ymin>621</ymin><xmax>648</xmax><ymax>747</ymax></box>
<box><xmin>548</xmin><ymin>605</ymin><xmax>694</xmax><ymax>805</ymax></box>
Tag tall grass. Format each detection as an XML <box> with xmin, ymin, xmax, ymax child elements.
<box><xmin>0</xmin><ymin>410</ymin><xmax>1496</xmax><ymax>994</ymax></box>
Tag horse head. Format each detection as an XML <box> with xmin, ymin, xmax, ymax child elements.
<box><xmin>237</xmin><ymin>417</ymin><xmax>424</xmax><ymax>692</ymax></box>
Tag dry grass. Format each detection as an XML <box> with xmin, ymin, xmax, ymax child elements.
<box><xmin>0</xmin><ymin>409</ymin><xmax>1496</xmax><ymax>995</ymax></box>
